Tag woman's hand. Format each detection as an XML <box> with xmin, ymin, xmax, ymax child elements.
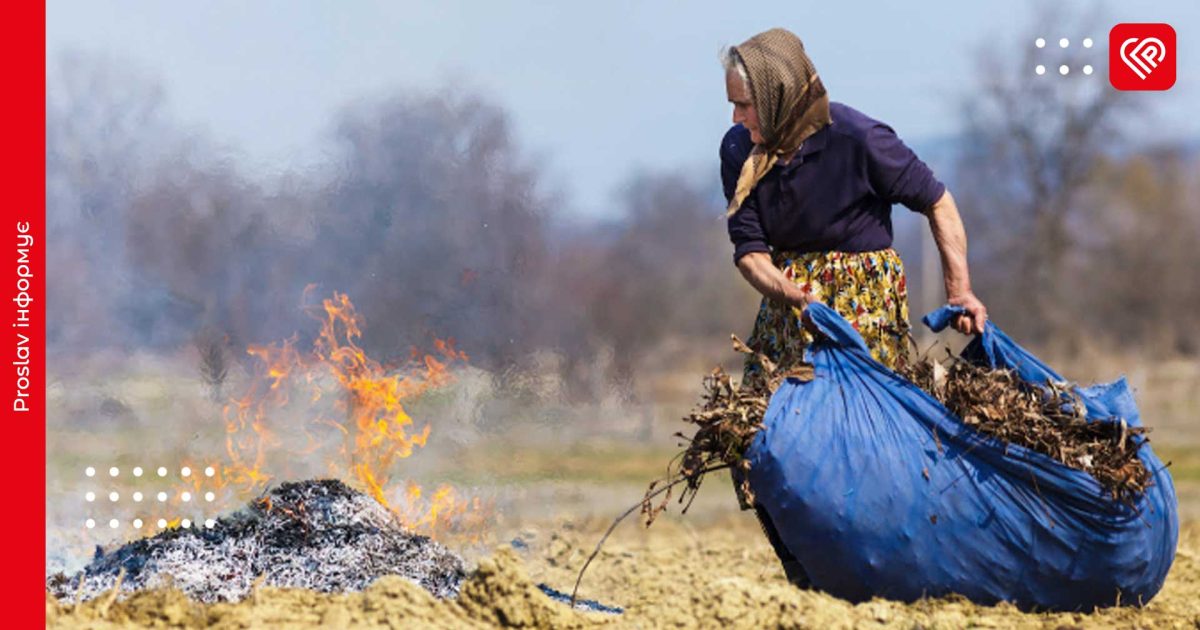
<box><xmin>736</xmin><ymin>252</ymin><xmax>808</xmax><ymax>305</ymax></box>
<box><xmin>787</xmin><ymin>290</ymin><xmax>822</xmax><ymax>334</ymax></box>
<box><xmin>735</xmin><ymin>252</ymin><xmax>818</xmax><ymax>329</ymax></box>
<box><xmin>948</xmin><ymin>290</ymin><xmax>988</xmax><ymax>335</ymax></box>
<box><xmin>784</xmin><ymin>289</ymin><xmax>815</xmax><ymax>311</ymax></box>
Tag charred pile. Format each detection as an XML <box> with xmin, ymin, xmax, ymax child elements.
<box><xmin>47</xmin><ymin>479</ymin><xmax>467</xmax><ymax>604</ymax></box>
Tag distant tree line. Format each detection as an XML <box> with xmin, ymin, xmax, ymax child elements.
<box><xmin>47</xmin><ymin>27</ymin><xmax>1199</xmax><ymax>400</ymax></box>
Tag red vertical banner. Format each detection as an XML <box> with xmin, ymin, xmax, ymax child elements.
<box><xmin>1</xmin><ymin>1</ymin><xmax>45</xmax><ymax>625</ymax></box>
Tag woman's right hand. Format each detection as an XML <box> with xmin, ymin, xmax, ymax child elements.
<box><xmin>786</xmin><ymin>290</ymin><xmax>821</xmax><ymax>334</ymax></box>
<box><xmin>735</xmin><ymin>252</ymin><xmax>819</xmax><ymax>330</ymax></box>
<box><xmin>785</xmin><ymin>288</ymin><xmax>815</xmax><ymax>311</ymax></box>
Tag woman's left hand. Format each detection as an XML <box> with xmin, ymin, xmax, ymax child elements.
<box><xmin>925</xmin><ymin>190</ymin><xmax>987</xmax><ymax>336</ymax></box>
<box><xmin>948</xmin><ymin>291</ymin><xmax>988</xmax><ymax>335</ymax></box>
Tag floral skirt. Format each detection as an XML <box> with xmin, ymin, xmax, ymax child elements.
<box><xmin>743</xmin><ymin>248</ymin><xmax>911</xmax><ymax>382</ymax></box>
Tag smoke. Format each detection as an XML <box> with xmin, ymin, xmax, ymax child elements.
<box><xmin>46</xmin><ymin>51</ymin><xmax>756</xmax><ymax>403</ymax></box>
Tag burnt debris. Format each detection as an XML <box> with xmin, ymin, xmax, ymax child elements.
<box><xmin>48</xmin><ymin>479</ymin><xmax>467</xmax><ymax>603</ymax></box>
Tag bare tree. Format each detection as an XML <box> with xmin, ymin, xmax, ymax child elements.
<box><xmin>317</xmin><ymin>88</ymin><xmax>553</xmax><ymax>371</ymax></box>
<box><xmin>1084</xmin><ymin>149</ymin><xmax>1200</xmax><ymax>355</ymax></box>
<box><xmin>955</xmin><ymin>7</ymin><xmax>1135</xmax><ymax>348</ymax></box>
<box><xmin>194</xmin><ymin>327</ymin><xmax>231</xmax><ymax>401</ymax></box>
<box><xmin>571</xmin><ymin>172</ymin><xmax>753</xmax><ymax>395</ymax></box>
<box><xmin>124</xmin><ymin>164</ymin><xmax>300</xmax><ymax>348</ymax></box>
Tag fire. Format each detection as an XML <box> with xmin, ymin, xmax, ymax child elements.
<box><xmin>219</xmin><ymin>289</ymin><xmax>481</xmax><ymax>536</ymax></box>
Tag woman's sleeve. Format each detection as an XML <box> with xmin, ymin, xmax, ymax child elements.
<box><xmin>722</xmin><ymin>131</ymin><xmax>770</xmax><ymax>265</ymax></box>
<box><xmin>863</xmin><ymin>122</ymin><xmax>946</xmax><ymax>212</ymax></box>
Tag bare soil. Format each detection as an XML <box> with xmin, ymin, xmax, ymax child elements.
<box><xmin>48</xmin><ymin>515</ymin><xmax>1199</xmax><ymax>629</ymax></box>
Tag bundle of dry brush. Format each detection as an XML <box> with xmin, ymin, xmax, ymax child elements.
<box><xmin>643</xmin><ymin>339</ymin><xmax>1152</xmax><ymax>526</ymax></box>
<box><xmin>641</xmin><ymin>335</ymin><xmax>811</xmax><ymax>526</ymax></box>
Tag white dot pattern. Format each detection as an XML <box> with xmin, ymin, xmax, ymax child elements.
<box><xmin>83</xmin><ymin>465</ymin><xmax>229</xmax><ymax>533</ymax></box>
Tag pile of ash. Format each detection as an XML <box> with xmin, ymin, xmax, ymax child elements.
<box><xmin>47</xmin><ymin>479</ymin><xmax>467</xmax><ymax>603</ymax></box>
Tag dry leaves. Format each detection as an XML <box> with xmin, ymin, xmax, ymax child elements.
<box><xmin>902</xmin><ymin>352</ymin><xmax>1152</xmax><ymax>503</ymax></box>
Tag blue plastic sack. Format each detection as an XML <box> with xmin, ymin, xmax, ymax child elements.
<box><xmin>745</xmin><ymin>303</ymin><xmax>1178</xmax><ymax>610</ymax></box>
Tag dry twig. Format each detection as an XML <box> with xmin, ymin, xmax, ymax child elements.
<box><xmin>570</xmin><ymin>465</ymin><xmax>731</xmax><ymax>606</ymax></box>
<box><xmin>641</xmin><ymin>335</ymin><xmax>811</xmax><ymax>526</ymax></box>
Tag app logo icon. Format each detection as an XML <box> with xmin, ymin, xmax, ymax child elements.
<box><xmin>1110</xmin><ymin>23</ymin><xmax>1176</xmax><ymax>91</ymax></box>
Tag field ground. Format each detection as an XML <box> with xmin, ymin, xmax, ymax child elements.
<box><xmin>46</xmin><ymin>353</ymin><xmax>1200</xmax><ymax>627</ymax></box>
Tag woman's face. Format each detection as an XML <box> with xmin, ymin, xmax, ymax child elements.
<box><xmin>726</xmin><ymin>69</ymin><xmax>763</xmax><ymax>145</ymax></box>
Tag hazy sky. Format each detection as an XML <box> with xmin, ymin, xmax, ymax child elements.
<box><xmin>47</xmin><ymin>1</ymin><xmax>1200</xmax><ymax>217</ymax></box>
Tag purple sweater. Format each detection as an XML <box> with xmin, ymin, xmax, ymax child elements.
<box><xmin>722</xmin><ymin>102</ymin><xmax>945</xmax><ymax>264</ymax></box>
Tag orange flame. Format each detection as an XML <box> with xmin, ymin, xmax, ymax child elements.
<box><xmin>220</xmin><ymin>290</ymin><xmax>481</xmax><ymax>536</ymax></box>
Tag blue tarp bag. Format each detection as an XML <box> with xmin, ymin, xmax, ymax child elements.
<box><xmin>745</xmin><ymin>302</ymin><xmax>1178</xmax><ymax>610</ymax></box>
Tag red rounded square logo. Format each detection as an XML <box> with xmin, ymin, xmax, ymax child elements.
<box><xmin>1110</xmin><ymin>23</ymin><xmax>1176</xmax><ymax>91</ymax></box>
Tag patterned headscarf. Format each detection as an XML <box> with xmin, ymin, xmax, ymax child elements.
<box><xmin>727</xmin><ymin>28</ymin><xmax>831</xmax><ymax>216</ymax></box>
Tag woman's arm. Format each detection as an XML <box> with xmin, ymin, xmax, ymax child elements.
<box><xmin>735</xmin><ymin>252</ymin><xmax>813</xmax><ymax>310</ymax></box>
<box><xmin>925</xmin><ymin>190</ymin><xmax>988</xmax><ymax>334</ymax></box>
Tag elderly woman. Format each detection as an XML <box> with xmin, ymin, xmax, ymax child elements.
<box><xmin>721</xmin><ymin>28</ymin><xmax>988</xmax><ymax>585</ymax></box>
